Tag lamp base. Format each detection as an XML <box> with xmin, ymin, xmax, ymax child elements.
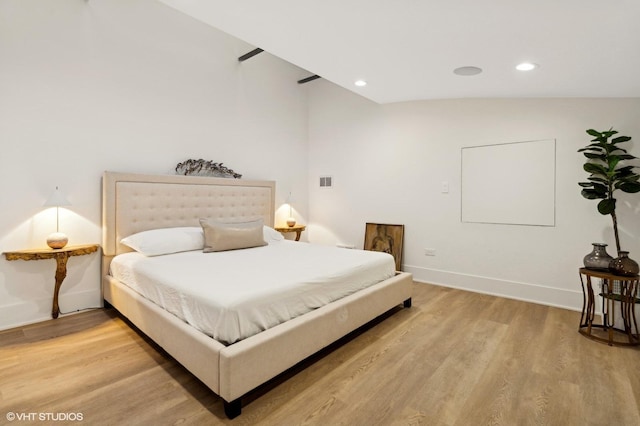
<box><xmin>47</xmin><ymin>232</ymin><xmax>68</xmax><ymax>249</ymax></box>
<box><xmin>286</xmin><ymin>218</ymin><xmax>296</xmax><ymax>227</ymax></box>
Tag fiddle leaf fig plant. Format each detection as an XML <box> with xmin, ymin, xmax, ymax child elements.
<box><xmin>578</xmin><ymin>128</ymin><xmax>640</xmax><ymax>254</ymax></box>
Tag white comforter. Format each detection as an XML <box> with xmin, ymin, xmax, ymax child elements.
<box><xmin>110</xmin><ymin>241</ymin><xmax>395</xmax><ymax>344</ymax></box>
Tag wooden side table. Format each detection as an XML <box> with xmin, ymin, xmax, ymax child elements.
<box><xmin>3</xmin><ymin>244</ymin><xmax>100</xmax><ymax>319</ymax></box>
<box><xmin>578</xmin><ymin>267</ymin><xmax>639</xmax><ymax>346</ymax></box>
<box><xmin>274</xmin><ymin>224</ymin><xmax>306</xmax><ymax>241</ymax></box>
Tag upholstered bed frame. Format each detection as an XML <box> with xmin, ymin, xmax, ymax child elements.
<box><xmin>102</xmin><ymin>171</ymin><xmax>413</xmax><ymax>418</ymax></box>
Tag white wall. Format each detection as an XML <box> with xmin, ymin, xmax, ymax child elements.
<box><xmin>0</xmin><ymin>0</ymin><xmax>309</xmax><ymax>330</ymax></box>
<box><xmin>3</xmin><ymin>1</ymin><xmax>638</xmax><ymax>331</ymax></box>
<box><xmin>307</xmin><ymin>80</ymin><xmax>640</xmax><ymax>310</ymax></box>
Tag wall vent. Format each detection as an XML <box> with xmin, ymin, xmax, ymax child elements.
<box><xmin>319</xmin><ymin>176</ymin><xmax>333</xmax><ymax>188</ymax></box>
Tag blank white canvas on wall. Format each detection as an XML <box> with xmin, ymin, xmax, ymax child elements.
<box><xmin>461</xmin><ymin>139</ymin><xmax>556</xmax><ymax>226</ymax></box>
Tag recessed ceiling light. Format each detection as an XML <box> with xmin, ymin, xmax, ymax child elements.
<box><xmin>354</xmin><ymin>80</ymin><xmax>367</xmax><ymax>87</ymax></box>
<box><xmin>516</xmin><ymin>62</ymin><xmax>538</xmax><ymax>71</ymax></box>
<box><xmin>453</xmin><ymin>66</ymin><xmax>483</xmax><ymax>76</ymax></box>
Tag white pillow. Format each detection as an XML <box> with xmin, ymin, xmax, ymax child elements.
<box><xmin>263</xmin><ymin>225</ymin><xmax>285</xmax><ymax>242</ymax></box>
<box><xmin>120</xmin><ymin>227</ymin><xmax>204</xmax><ymax>256</ymax></box>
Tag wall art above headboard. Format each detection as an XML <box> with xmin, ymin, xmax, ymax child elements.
<box><xmin>175</xmin><ymin>158</ymin><xmax>242</xmax><ymax>179</ymax></box>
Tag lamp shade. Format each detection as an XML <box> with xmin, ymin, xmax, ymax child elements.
<box><xmin>44</xmin><ymin>186</ymin><xmax>71</xmax><ymax>207</ymax></box>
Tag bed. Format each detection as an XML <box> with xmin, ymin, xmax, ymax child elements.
<box><xmin>102</xmin><ymin>171</ymin><xmax>413</xmax><ymax>418</ymax></box>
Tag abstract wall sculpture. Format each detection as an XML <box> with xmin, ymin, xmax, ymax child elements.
<box><xmin>175</xmin><ymin>159</ymin><xmax>242</xmax><ymax>179</ymax></box>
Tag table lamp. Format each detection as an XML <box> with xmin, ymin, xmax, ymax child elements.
<box><xmin>286</xmin><ymin>192</ymin><xmax>296</xmax><ymax>227</ymax></box>
<box><xmin>44</xmin><ymin>186</ymin><xmax>71</xmax><ymax>249</ymax></box>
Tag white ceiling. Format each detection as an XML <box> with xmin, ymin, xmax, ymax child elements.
<box><xmin>158</xmin><ymin>0</ymin><xmax>640</xmax><ymax>104</ymax></box>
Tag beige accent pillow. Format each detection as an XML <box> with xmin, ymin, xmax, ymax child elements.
<box><xmin>199</xmin><ymin>218</ymin><xmax>268</xmax><ymax>252</ymax></box>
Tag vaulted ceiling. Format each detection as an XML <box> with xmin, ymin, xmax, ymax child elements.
<box><xmin>158</xmin><ymin>0</ymin><xmax>640</xmax><ymax>104</ymax></box>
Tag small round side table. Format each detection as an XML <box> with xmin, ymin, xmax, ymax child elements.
<box><xmin>578</xmin><ymin>267</ymin><xmax>639</xmax><ymax>346</ymax></box>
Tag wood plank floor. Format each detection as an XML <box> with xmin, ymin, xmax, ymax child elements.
<box><xmin>1</xmin><ymin>283</ymin><xmax>639</xmax><ymax>425</ymax></box>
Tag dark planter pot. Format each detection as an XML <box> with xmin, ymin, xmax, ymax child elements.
<box><xmin>609</xmin><ymin>251</ymin><xmax>640</xmax><ymax>276</ymax></box>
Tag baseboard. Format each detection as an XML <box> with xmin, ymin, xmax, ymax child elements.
<box><xmin>1</xmin><ymin>270</ymin><xmax>584</xmax><ymax>331</ymax></box>
<box><xmin>0</xmin><ymin>289</ymin><xmax>103</xmax><ymax>331</ymax></box>
<box><xmin>403</xmin><ymin>265</ymin><xmax>583</xmax><ymax>312</ymax></box>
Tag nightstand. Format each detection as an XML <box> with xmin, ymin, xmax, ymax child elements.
<box><xmin>3</xmin><ymin>244</ymin><xmax>100</xmax><ymax>319</ymax></box>
<box><xmin>274</xmin><ymin>224</ymin><xmax>306</xmax><ymax>241</ymax></box>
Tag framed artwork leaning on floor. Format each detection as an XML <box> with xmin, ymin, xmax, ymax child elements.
<box><xmin>364</xmin><ymin>223</ymin><xmax>404</xmax><ymax>271</ymax></box>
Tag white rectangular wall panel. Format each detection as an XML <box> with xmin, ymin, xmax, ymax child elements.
<box><xmin>461</xmin><ymin>139</ymin><xmax>556</xmax><ymax>226</ymax></box>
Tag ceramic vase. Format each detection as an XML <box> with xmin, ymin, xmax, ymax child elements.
<box><xmin>608</xmin><ymin>251</ymin><xmax>640</xmax><ymax>276</ymax></box>
<box><xmin>583</xmin><ymin>243</ymin><xmax>613</xmax><ymax>271</ymax></box>
<box><xmin>47</xmin><ymin>232</ymin><xmax>68</xmax><ymax>249</ymax></box>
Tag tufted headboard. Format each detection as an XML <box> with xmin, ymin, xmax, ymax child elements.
<box><xmin>102</xmin><ymin>171</ymin><xmax>275</xmax><ymax>272</ymax></box>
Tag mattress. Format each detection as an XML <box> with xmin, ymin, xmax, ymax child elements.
<box><xmin>109</xmin><ymin>240</ymin><xmax>395</xmax><ymax>344</ymax></box>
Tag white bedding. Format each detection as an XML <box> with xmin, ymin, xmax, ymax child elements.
<box><xmin>109</xmin><ymin>240</ymin><xmax>395</xmax><ymax>344</ymax></box>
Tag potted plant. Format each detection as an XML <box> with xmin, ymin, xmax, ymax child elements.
<box><xmin>578</xmin><ymin>128</ymin><xmax>640</xmax><ymax>274</ymax></box>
